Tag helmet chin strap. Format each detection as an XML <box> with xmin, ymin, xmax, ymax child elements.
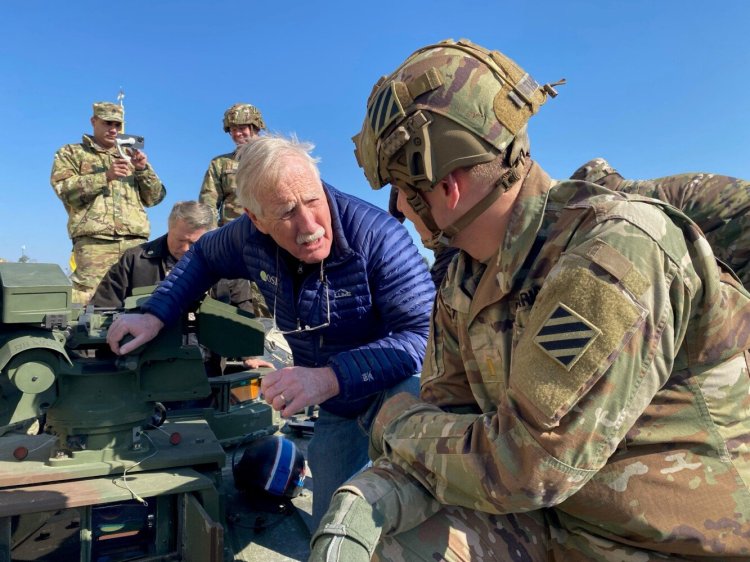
<box><xmin>401</xmin><ymin>157</ymin><xmax>527</xmax><ymax>250</ymax></box>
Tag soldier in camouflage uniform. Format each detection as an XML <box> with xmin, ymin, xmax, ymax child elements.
<box><xmin>199</xmin><ymin>103</ymin><xmax>266</xmax><ymax>225</ymax></box>
<box><xmin>50</xmin><ymin>102</ymin><xmax>166</xmax><ymax>304</ymax></box>
<box><xmin>572</xmin><ymin>158</ymin><xmax>750</xmax><ymax>286</ymax></box>
<box><xmin>310</xmin><ymin>39</ymin><xmax>750</xmax><ymax>561</ymax></box>
<box><xmin>199</xmin><ymin>102</ymin><xmax>269</xmax><ymax>316</ymax></box>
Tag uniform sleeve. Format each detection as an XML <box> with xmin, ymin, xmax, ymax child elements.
<box><xmin>360</xmin><ymin>210</ymin><xmax>698</xmax><ymax>520</ymax></box>
<box><xmin>133</xmin><ymin>165</ymin><xmax>166</xmax><ymax>207</ymax></box>
<box><xmin>198</xmin><ymin>160</ymin><xmax>222</xmax><ymax>212</ymax></box>
<box><xmin>50</xmin><ymin>145</ymin><xmax>108</xmax><ymax>209</ymax></box>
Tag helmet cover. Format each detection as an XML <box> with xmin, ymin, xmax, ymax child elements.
<box><xmin>223</xmin><ymin>103</ymin><xmax>267</xmax><ymax>133</ymax></box>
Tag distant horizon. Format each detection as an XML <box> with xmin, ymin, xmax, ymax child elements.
<box><xmin>1</xmin><ymin>1</ymin><xmax>748</xmax><ymax>271</ymax></box>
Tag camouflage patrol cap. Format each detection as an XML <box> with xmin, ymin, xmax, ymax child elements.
<box><xmin>353</xmin><ymin>38</ymin><xmax>562</xmax><ymax>192</ymax></box>
<box><xmin>223</xmin><ymin>103</ymin><xmax>266</xmax><ymax>133</ymax></box>
<box><xmin>92</xmin><ymin>102</ymin><xmax>123</xmax><ymax>122</ymax></box>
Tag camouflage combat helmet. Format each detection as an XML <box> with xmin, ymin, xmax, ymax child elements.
<box><xmin>223</xmin><ymin>103</ymin><xmax>266</xmax><ymax>133</ymax></box>
<box><xmin>353</xmin><ymin>38</ymin><xmax>563</xmax><ymax>247</ymax></box>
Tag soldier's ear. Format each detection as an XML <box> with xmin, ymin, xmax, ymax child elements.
<box><xmin>246</xmin><ymin>208</ymin><xmax>269</xmax><ymax>234</ymax></box>
<box><xmin>443</xmin><ymin>172</ymin><xmax>462</xmax><ymax>211</ymax></box>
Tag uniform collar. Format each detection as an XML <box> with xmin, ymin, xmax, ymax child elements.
<box><xmin>443</xmin><ymin>161</ymin><xmax>554</xmax><ymax>320</ymax></box>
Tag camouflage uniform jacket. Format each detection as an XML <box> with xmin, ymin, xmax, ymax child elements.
<box><xmin>348</xmin><ymin>162</ymin><xmax>750</xmax><ymax>559</ymax></box>
<box><xmin>198</xmin><ymin>152</ymin><xmax>243</xmax><ymax>225</ymax></box>
<box><xmin>572</xmin><ymin>158</ymin><xmax>750</xmax><ymax>287</ymax></box>
<box><xmin>50</xmin><ymin>134</ymin><xmax>166</xmax><ymax>240</ymax></box>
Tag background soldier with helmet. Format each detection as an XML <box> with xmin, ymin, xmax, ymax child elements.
<box><xmin>199</xmin><ymin>102</ymin><xmax>267</xmax><ymax>225</ymax></box>
<box><xmin>310</xmin><ymin>38</ymin><xmax>750</xmax><ymax>561</ymax></box>
<box><xmin>199</xmin><ymin>102</ymin><xmax>270</xmax><ymax>317</ymax></box>
<box><xmin>50</xmin><ymin>101</ymin><xmax>166</xmax><ymax>305</ymax></box>
<box><xmin>571</xmin><ymin>158</ymin><xmax>750</xmax><ymax>286</ymax></box>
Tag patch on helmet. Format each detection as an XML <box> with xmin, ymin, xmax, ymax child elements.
<box><xmin>533</xmin><ymin>303</ymin><xmax>600</xmax><ymax>370</ymax></box>
<box><xmin>368</xmin><ymin>81</ymin><xmax>406</xmax><ymax>138</ymax></box>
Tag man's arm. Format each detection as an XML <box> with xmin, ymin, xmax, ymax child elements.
<box><xmin>198</xmin><ymin>159</ymin><xmax>222</xmax><ymax>212</ymax></box>
<box><xmin>352</xmin><ymin>206</ymin><xmax>707</xmax><ymax>523</ymax></box>
<box><xmin>89</xmin><ymin>251</ymin><xmax>136</xmax><ymax>308</ymax></box>
<box><xmin>325</xmin><ymin>216</ymin><xmax>435</xmax><ymax>405</ymax></box>
<box><xmin>107</xmin><ymin>312</ymin><xmax>164</xmax><ymax>355</ymax></box>
<box><xmin>50</xmin><ymin>145</ymin><xmax>109</xmax><ymax>209</ymax></box>
<box><xmin>131</xmin><ymin>151</ymin><xmax>166</xmax><ymax>207</ymax></box>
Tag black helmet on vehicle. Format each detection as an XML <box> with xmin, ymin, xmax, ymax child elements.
<box><xmin>232</xmin><ymin>435</ymin><xmax>306</xmax><ymax>498</ymax></box>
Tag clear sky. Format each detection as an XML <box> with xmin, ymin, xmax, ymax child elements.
<box><xmin>1</xmin><ymin>1</ymin><xmax>748</xmax><ymax>269</ymax></box>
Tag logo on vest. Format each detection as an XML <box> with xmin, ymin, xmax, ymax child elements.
<box><xmin>260</xmin><ymin>270</ymin><xmax>278</xmax><ymax>286</ymax></box>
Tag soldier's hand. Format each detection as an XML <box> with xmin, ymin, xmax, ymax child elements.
<box><xmin>106</xmin><ymin>158</ymin><xmax>132</xmax><ymax>181</ymax></box>
<box><xmin>309</xmin><ymin>490</ymin><xmax>382</xmax><ymax>562</ymax></box>
<box><xmin>261</xmin><ymin>366</ymin><xmax>339</xmax><ymax>418</ymax></box>
<box><xmin>130</xmin><ymin>149</ymin><xmax>148</xmax><ymax>171</ymax></box>
<box><xmin>107</xmin><ymin>313</ymin><xmax>164</xmax><ymax>355</ymax></box>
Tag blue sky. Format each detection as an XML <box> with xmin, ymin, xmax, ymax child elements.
<box><xmin>1</xmin><ymin>1</ymin><xmax>748</xmax><ymax>269</ymax></box>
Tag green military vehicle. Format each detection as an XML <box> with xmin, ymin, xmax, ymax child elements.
<box><xmin>0</xmin><ymin>262</ymin><xmax>281</xmax><ymax>561</ymax></box>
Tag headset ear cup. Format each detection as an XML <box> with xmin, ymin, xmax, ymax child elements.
<box><xmin>233</xmin><ymin>435</ymin><xmax>306</xmax><ymax>499</ymax></box>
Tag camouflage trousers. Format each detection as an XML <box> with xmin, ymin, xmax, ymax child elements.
<box><xmin>71</xmin><ymin>236</ymin><xmax>146</xmax><ymax>305</ymax></box>
<box><xmin>375</xmin><ymin>507</ymin><xmax>710</xmax><ymax>561</ymax></box>
<box><xmin>375</xmin><ymin>508</ymin><xmax>548</xmax><ymax>562</ymax></box>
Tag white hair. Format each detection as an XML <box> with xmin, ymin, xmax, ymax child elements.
<box><xmin>235</xmin><ymin>133</ymin><xmax>321</xmax><ymax>217</ymax></box>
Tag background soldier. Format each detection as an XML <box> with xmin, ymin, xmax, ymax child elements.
<box><xmin>310</xmin><ymin>39</ymin><xmax>750</xmax><ymax>561</ymax></box>
<box><xmin>572</xmin><ymin>158</ymin><xmax>750</xmax><ymax>286</ymax></box>
<box><xmin>50</xmin><ymin>101</ymin><xmax>166</xmax><ymax>304</ymax></box>
<box><xmin>199</xmin><ymin>102</ymin><xmax>269</xmax><ymax>316</ymax></box>
<box><xmin>199</xmin><ymin>102</ymin><xmax>266</xmax><ymax>225</ymax></box>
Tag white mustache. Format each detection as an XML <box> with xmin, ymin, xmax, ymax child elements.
<box><xmin>297</xmin><ymin>227</ymin><xmax>325</xmax><ymax>245</ymax></box>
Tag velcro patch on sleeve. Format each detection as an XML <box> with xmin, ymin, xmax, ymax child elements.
<box><xmin>511</xmin><ymin>262</ymin><xmax>647</xmax><ymax>427</ymax></box>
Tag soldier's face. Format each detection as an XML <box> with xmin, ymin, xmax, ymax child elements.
<box><xmin>91</xmin><ymin>117</ymin><xmax>122</xmax><ymax>148</ymax></box>
<box><xmin>229</xmin><ymin>125</ymin><xmax>258</xmax><ymax>146</ymax></box>
<box><xmin>167</xmin><ymin>219</ymin><xmax>208</xmax><ymax>260</ymax></box>
<box><xmin>247</xmin><ymin>157</ymin><xmax>332</xmax><ymax>264</ymax></box>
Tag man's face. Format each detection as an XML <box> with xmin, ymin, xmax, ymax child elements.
<box><xmin>229</xmin><ymin>124</ymin><xmax>258</xmax><ymax>146</ymax></box>
<box><xmin>91</xmin><ymin>116</ymin><xmax>122</xmax><ymax>148</ymax></box>
<box><xmin>167</xmin><ymin>218</ymin><xmax>208</xmax><ymax>260</ymax></box>
<box><xmin>247</xmin><ymin>157</ymin><xmax>333</xmax><ymax>264</ymax></box>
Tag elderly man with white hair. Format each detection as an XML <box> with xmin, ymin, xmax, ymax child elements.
<box><xmin>106</xmin><ymin>134</ymin><xmax>435</xmax><ymax>529</ymax></box>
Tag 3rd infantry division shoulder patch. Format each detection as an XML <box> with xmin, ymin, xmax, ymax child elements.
<box><xmin>533</xmin><ymin>303</ymin><xmax>601</xmax><ymax>371</ymax></box>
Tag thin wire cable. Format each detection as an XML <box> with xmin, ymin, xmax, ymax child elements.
<box><xmin>112</xmin><ymin>430</ymin><xmax>161</xmax><ymax>505</ymax></box>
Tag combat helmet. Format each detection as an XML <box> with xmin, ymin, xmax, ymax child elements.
<box><xmin>353</xmin><ymin>38</ymin><xmax>563</xmax><ymax>248</ymax></box>
<box><xmin>223</xmin><ymin>103</ymin><xmax>266</xmax><ymax>133</ymax></box>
